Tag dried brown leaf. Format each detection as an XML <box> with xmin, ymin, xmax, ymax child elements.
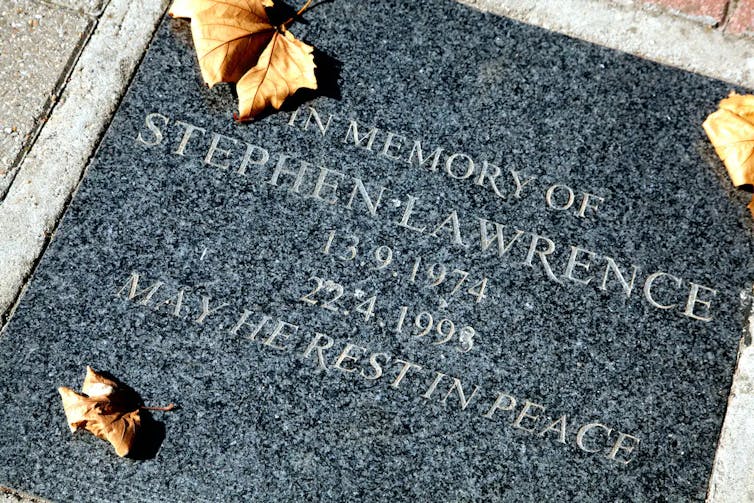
<box><xmin>187</xmin><ymin>0</ymin><xmax>277</xmax><ymax>87</ymax></box>
<box><xmin>171</xmin><ymin>0</ymin><xmax>318</xmax><ymax>119</ymax></box>
<box><xmin>85</xmin><ymin>409</ymin><xmax>142</xmax><ymax>458</ymax></box>
<box><xmin>719</xmin><ymin>92</ymin><xmax>754</xmax><ymax>122</ymax></box>
<box><xmin>236</xmin><ymin>29</ymin><xmax>317</xmax><ymax>121</ymax></box>
<box><xmin>81</xmin><ymin>365</ymin><xmax>117</xmax><ymax>397</ymax></box>
<box><xmin>58</xmin><ymin>367</ymin><xmax>142</xmax><ymax>457</ymax></box>
<box><xmin>703</xmin><ymin>92</ymin><xmax>754</xmax><ymax>188</ymax></box>
<box><xmin>168</xmin><ymin>0</ymin><xmax>204</xmax><ymax>18</ymax></box>
<box><xmin>58</xmin><ymin>386</ymin><xmax>103</xmax><ymax>432</ymax></box>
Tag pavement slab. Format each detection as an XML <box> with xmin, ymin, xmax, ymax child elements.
<box><xmin>640</xmin><ymin>0</ymin><xmax>728</xmax><ymax>25</ymax></box>
<box><xmin>48</xmin><ymin>0</ymin><xmax>105</xmax><ymax>15</ymax></box>
<box><xmin>0</xmin><ymin>0</ymin><xmax>91</xmax><ymax>199</ymax></box>
<box><xmin>727</xmin><ymin>0</ymin><xmax>754</xmax><ymax>36</ymax></box>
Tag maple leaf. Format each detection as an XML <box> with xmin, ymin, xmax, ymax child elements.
<box><xmin>236</xmin><ymin>29</ymin><xmax>317</xmax><ymax>120</ymax></box>
<box><xmin>58</xmin><ymin>367</ymin><xmax>174</xmax><ymax>457</ymax></box>
<box><xmin>704</xmin><ymin>92</ymin><xmax>754</xmax><ymax>187</ymax></box>
<box><xmin>168</xmin><ymin>0</ymin><xmax>202</xmax><ymax>19</ymax></box>
<box><xmin>186</xmin><ymin>0</ymin><xmax>277</xmax><ymax>86</ymax></box>
<box><xmin>704</xmin><ymin>92</ymin><xmax>754</xmax><ymax>216</ymax></box>
<box><xmin>170</xmin><ymin>0</ymin><xmax>318</xmax><ymax>120</ymax></box>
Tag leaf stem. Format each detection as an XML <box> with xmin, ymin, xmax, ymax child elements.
<box><xmin>282</xmin><ymin>0</ymin><xmax>313</xmax><ymax>28</ymax></box>
<box><xmin>141</xmin><ymin>403</ymin><xmax>176</xmax><ymax>412</ymax></box>
<box><xmin>296</xmin><ymin>0</ymin><xmax>313</xmax><ymax>16</ymax></box>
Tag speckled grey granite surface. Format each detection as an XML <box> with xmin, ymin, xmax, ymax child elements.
<box><xmin>0</xmin><ymin>1</ymin><xmax>752</xmax><ymax>501</ymax></box>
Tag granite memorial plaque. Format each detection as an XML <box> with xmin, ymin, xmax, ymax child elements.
<box><xmin>0</xmin><ymin>0</ymin><xmax>752</xmax><ymax>500</ymax></box>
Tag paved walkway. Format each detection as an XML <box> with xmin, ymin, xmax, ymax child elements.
<box><xmin>642</xmin><ymin>0</ymin><xmax>753</xmax><ymax>32</ymax></box>
<box><xmin>0</xmin><ymin>1</ymin><xmax>752</xmax><ymax>502</ymax></box>
<box><xmin>0</xmin><ymin>0</ymin><xmax>100</xmax><ymax>199</ymax></box>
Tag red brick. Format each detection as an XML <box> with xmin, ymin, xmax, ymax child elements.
<box><xmin>726</xmin><ymin>0</ymin><xmax>754</xmax><ymax>36</ymax></box>
<box><xmin>641</xmin><ymin>0</ymin><xmax>728</xmax><ymax>25</ymax></box>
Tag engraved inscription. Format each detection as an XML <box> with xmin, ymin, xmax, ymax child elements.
<box><xmin>116</xmin><ymin>271</ymin><xmax>640</xmax><ymax>465</ymax></box>
<box><xmin>136</xmin><ymin>111</ymin><xmax>719</xmax><ymax>322</ymax></box>
<box><xmin>321</xmin><ymin>229</ymin><xmax>489</xmax><ymax>305</ymax></box>
<box><xmin>117</xmin><ymin>101</ymin><xmax>731</xmax><ymax>469</ymax></box>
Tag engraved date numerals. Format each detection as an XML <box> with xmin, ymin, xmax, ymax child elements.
<box><xmin>300</xmin><ymin>276</ymin><xmax>377</xmax><ymax>321</ymax></box>
<box><xmin>322</xmin><ymin>229</ymin><xmax>489</xmax><ymax>304</ymax></box>
<box><xmin>299</xmin><ymin>275</ymin><xmax>477</xmax><ymax>353</ymax></box>
<box><xmin>394</xmin><ymin>306</ymin><xmax>475</xmax><ymax>353</ymax></box>
<box><xmin>408</xmin><ymin>257</ymin><xmax>488</xmax><ymax>303</ymax></box>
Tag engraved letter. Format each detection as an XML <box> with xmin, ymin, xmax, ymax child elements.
<box><xmin>389</xmin><ymin>359</ymin><xmax>423</xmax><ymax>389</ymax></box>
<box><xmin>287</xmin><ymin>107</ymin><xmax>302</xmax><ymax>127</ymax></box>
<box><xmin>524</xmin><ymin>234</ymin><xmax>561</xmax><ymax>283</ymax></box>
<box><xmin>174</xmin><ymin>121</ymin><xmax>206</xmax><ymax>156</ymax></box>
<box><xmin>346</xmin><ymin>178</ymin><xmax>387</xmax><ymax>217</ymax></box>
<box><xmin>600</xmin><ymin>257</ymin><xmax>638</xmax><ymax>298</ymax></box>
<box><xmin>684</xmin><ymin>283</ymin><xmax>717</xmax><ymax>322</ymax></box>
<box><xmin>360</xmin><ymin>352</ymin><xmax>390</xmax><ymax>380</ymax></box>
<box><xmin>545</xmin><ymin>184</ymin><xmax>575</xmax><ymax>210</ymax></box>
<box><xmin>333</xmin><ymin>343</ymin><xmax>367</xmax><ymax>373</ymax></box>
<box><xmin>576</xmin><ymin>423</ymin><xmax>613</xmax><ymax>453</ymax></box>
<box><xmin>263</xmin><ymin>320</ymin><xmax>299</xmax><ymax>350</ymax></box>
<box><xmin>304</xmin><ymin>106</ymin><xmax>335</xmax><ymax>136</ymax></box>
<box><xmin>204</xmin><ymin>132</ymin><xmax>238</xmax><ymax>170</ymax></box>
<box><xmin>194</xmin><ymin>296</ymin><xmax>229</xmax><ymax>324</ymax></box>
<box><xmin>136</xmin><ymin>112</ymin><xmax>169</xmax><ymax>146</ymax></box>
<box><xmin>478</xmin><ymin>218</ymin><xmax>524</xmax><ymax>256</ymax></box>
<box><xmin>268</xmin><ymin>154</ymin><xmax>309</xmax><ymax>193</ymax></box>
<box><xmin>155</xmin><ymin>289</ymin><xmax>185</xmax><ymax>317</ymax></box>
<box><xmin>344</xmin><ymin>120</ymin><xmax>379</xmax><ymax>150</ymax></box>
<box><xmin>563</xmin><ymin>246</ymin><xmax>595</xmax><ymax>285</ymax></box>
<box><xmin>512</xmin><ymin>400</ymin><xmax>545</xmax><ymax>432</ymax></box>
<box><xmin>538</xmin><ymin>415</ymin><xmax>568</xmax><ymax>443</ymax></box>
<box><xmin>408</xmin><ymin>141</ymin><xmax>443</xmax><ymax>171</ymax></box>
<box><xmin>607</xmin><ymin>432</ymin><xmax>640</xmax><ymax>464</ymax></box>
<box><xmin>421</xmin><ymin>371</ymin><xmax>447</xmax><ymax>399</ymax></box>
<box><xmin>475</xmin><ymin>161</ymin><xmax>505</xmax><ymax>198</ymax></box>
<box><xmin>302</xmin><ymin>333</ymin><xmax>334</xmax><ymax>371</ymax></box>
<box><xmin>237</xmin><ymin>143</ymin><xmax>270</xmax><ymax>175</ymax></box>
<box><xmin>444</xmin><ymin>153</ymin><xmax>475</xmax><ymax>180</ymax></box>
<box><xmin>643</xmin><ymin>271</ymin><xmax>682</xmax><ymax>310</ymax></box>
<box><xmin>311</xmin><ymin>166</ymin><xmax>345</xmax><ymax>204</ymax></box>
<box><xmin>483</xmin><ymin>392</ymin><xmax>517</xmax><ymax>419</ymax></box>
<box><xmin>430</xmin><ymin>211</ymin><xmax>465</xmax><ymax>246</ymax></box>
<box><xmin>395</xmin><ymin>195</ymin><xmax>426</xmax><ymax>233</ymax></box>
<box><xmin>577</xmin><ymin>192</ymin><xmax>604</xmax><ymax>218</ymax></box>
<box><xmin>230</xmin><ymin>310</ymin><xmax>271</xmax><ymax>340</ymax></box>
<box><xmin>116</xmin><ymin>272</ymin><xmax>163</xmax><ymax>306</ymax></box>
<box><xmin>441</xmin><ymin>377</ymin><xmax>480</xmax><ymax>410</ymax></box>
<box><xmin>511</xmin><ymin>170</ymin><xmax>536</xmax><ymax>199</ymax></box>
<box><xmin>380</xmin><ymin>132</ymin><xmax>407</xmax><ymax>161</ymax></box>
